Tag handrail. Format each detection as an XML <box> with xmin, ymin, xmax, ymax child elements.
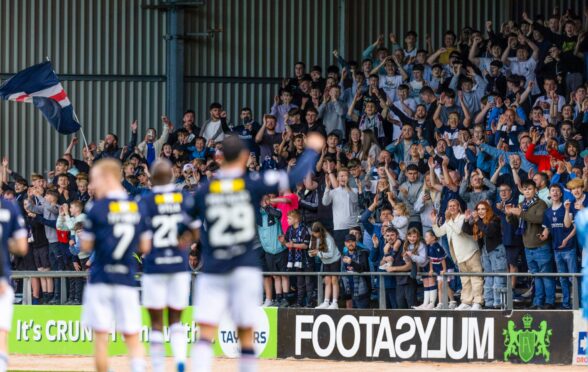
<box><xmin>10</xmin><ymin>270</ymin><xmax>583</xmax><ymax>310</ymax></box>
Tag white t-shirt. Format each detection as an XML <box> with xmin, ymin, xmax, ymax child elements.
<box><xmin>202</xmin><ymin>120</ymin><xmax>223</xmax><ymax>142</ymax></box>
<box><xmin>379</xmin><ymin>75</ymin><xmax>404</xmax><ymax>102</ymax></box>
<box><xmin>508</xmin><ymin>57</ymin><xmax>540</xmax><ymax>95</ymax></box>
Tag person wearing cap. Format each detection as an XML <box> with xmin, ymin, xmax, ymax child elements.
<box><xmin>340</xmin><ymin>233</ymin><xmax>371</xmax><ymax>309</ymax></box>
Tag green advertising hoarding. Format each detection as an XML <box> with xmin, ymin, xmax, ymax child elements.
<box><xmin>9</xmin><ymin>306</ymin><xmax>277</xmax><ymax>359</ymax></box>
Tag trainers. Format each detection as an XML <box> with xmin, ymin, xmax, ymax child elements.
<box><xmin>423</xmin><ymin>302</ymin><xmax>435</xmax><ymax>310</ymax></box>
<box><xmin>448</xmin><ymin>301</ymin><xmax>458</xmax><ymax>309</ymax></box>
<box><xmin>262</xmin><ymin>299</ymin><xmax>273</xmax><ymax>307</ymax></box>
<box><xmin>177</xmin><ymin>361</ymin><xmax>185</xmax><ymax>372</ymax></box>
<box><xmin>455</xmin><ymin>303</ymin><xmax>471</xmax><ymax>310</ymax></box>
<box><xmin>411</xmin><ymin>303</ymin><xmax>426</xmax><ymax>310</ymax></box>
<box><xmin>521</xmin><ymin>286</ymin><xmax>534</xmax><ymax>298</ymax></box>
<box><xmin>471</xmin><ymin>303</ymin><xmax>482</xmax><ymax>310</ymax></box>
<box><xmin>316</xmin><ymin>301</ymin><xmax>330</xmax><ymax>309</ymax></box>
<box><xmin>327</xmin><ymin>301</ymin><xmax>339</xmax><ymax>309</ymax></box>
<box><xmin>435</xmin><ymin>302</ymin><xmax>447</xmax><ymax>309</ymax></box>
<box><xmin>278</xmin><ymin>299</ymin><xmax>289</xmax><ymax>308</ymax></box>
<box><xmin>48</xmin><ymin>297</ymin><xmax>60</xmax><ymax>305</ymax></box>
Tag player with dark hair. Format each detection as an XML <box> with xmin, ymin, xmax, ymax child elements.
<box><xmin>183</xmin><ymin>133</ymin><xmax>325</xmax><ymax>372</ymax></box>
<box><xmin>140</xmin><ymin>159</ymin><xmax>191</xmax><ymax>372</ymax></box>
<box><xmin>80</xmin><ymin>159</ymin><xmax>152</xmax><ymax>372</ymax></box>
<box><xmin>0</xmin><ymin>199</ymin><xmax>28</xmax><ymax>372</ymax></box>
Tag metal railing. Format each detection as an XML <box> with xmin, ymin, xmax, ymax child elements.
<box><xmin>11</xmin><ymin>270</ymin><xmax>583</xmax><ymax>310</ymax></box>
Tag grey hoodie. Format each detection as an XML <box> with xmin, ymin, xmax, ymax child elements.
<box><xmin>29</xmin><ymin>197</ymin><xmax>59</xmax><ymax>244</ymax></box>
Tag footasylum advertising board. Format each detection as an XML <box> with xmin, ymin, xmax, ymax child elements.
<box><xmin>277</xmin><ymin>309</ymin><xmax>572</xmax><ymax>364</ymax></box>
<box><xmin>9</xmin><ymin>306</ymin><xmax>277</xmax><ymax>358</ymax></box>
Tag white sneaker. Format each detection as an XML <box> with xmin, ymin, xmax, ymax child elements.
<box><xmin>455</xmin><ymin>303</ymin><xmax>472</xmax><ymax>310</ymax></box>
<box><xmin>471</xmin><ymin>303</ymin><xmax>482</xmax><ymax>310</ymax></box>
<box><xmin>411</xmin><ymin>303</ymin><xmax>426</xmax><ymax>310</ymax></box>
<box><xmin>316</xmin><ymin>301</ymin><xmax>330</xmax><ymax>309</ymax></box>
<box><xmin>423</xmin><ymin>302</ymin><xmax>435</xmax><ymax>310</ymax></box>
<box><xmin>327</xmin><ymin>301</ymin><xmax>339</xmax><ymax>309</ymax></box>
<box><xmin>262</xmin><ymin>299</ymin><xmax>273</xmax><ymax>307</ymax></box>
<box><xmin>448</xmin><ymin>301</ymin><xmax>458</xmax><ymax>309</ymax></box>
<box><xmin>435</xmin><ymin>302</ymin><xmax>447</xmax><ymax>309</ymax></box>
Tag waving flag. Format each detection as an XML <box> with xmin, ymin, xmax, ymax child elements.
<box><xmin>0</xmin><ymin>61</ymin><xmax>80</xmax><ymax>134</ymax></box>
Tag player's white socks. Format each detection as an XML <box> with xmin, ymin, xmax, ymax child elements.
<box><xmin>150</xmin><ymin>330</ymin><xmax>165</xmax><ymax>372</ymax></box>
<box><xmin>0</xmin><ymin>352</ymin><xmax>8</xmax><ymax>372</ymax></box>
<box><xmin>239</xmin><ymin>348</ymin><xmax>257</xmax><ymax>372</ymax></box>
<box><xmin>130</xmin><ymin>357</ymin><xmax>146</xmax><ymax>372</ymax></box>
<box><xmin>170</xmin><ymin>323</ymin><xmax>188</xmax><ymax>365</ymax></box>
<box><xmin>192</xmin><ymin>339</ymin><xmax>213</xmax><ymax>372</ymax></box>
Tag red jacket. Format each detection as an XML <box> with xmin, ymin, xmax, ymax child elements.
<box><xmin>525</xmin><ymin>143</ymin><xmax>565</xmax><ymax>172</ymax></box>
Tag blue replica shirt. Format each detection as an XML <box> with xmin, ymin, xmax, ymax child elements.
<box><xmin>140</xmin><ymin>184</ymin><xmax>189</xmax><ymax>274</ymax></box>
<box><xmin>0</xmin><ymin>199</ymin><xmax>27</xmax><ymax>280</ymax></box>
<box><xmin>82</xmin><ymin>192</ymin><xmax>149</xmax><ymax>286</ymax></box>
<box><xmin>543</xmin><ymin>204</ymin><xmax>575</xmax><ymax>251</ymax></box>
<box><xmin>183</xmin><ymin>149</ymin><xmax>319</xmax><ymax>274</ymax></box>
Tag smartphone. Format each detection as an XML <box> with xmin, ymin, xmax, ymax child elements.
<box><xmin>488</xmin><ymin>96</ymin><xmax>494</xmax><ymax>104</ymax></box>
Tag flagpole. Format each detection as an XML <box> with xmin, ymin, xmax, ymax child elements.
<box><xmin>78</xmin><ymin>127</ymin><xmax>92</xmax><ymax>162</ymax></box>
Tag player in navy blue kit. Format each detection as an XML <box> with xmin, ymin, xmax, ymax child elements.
<box><xmin>183</xmin><ymin>133</ymin><xmax>325</xmax><ymax>372</ymax></box>
<box><xmin>0</xmin><ymin>199</ymin><xmax>28</xmax><ymax>372</ymax></box>
<box><xmin>80</xmin><ymin>159</ymin><xmax>152</xmax><ymax>372</ymax></box>
<box><xmin>140</xmin><ymin>159</ymin><xmax>190</xmax><ymax>372</ymax></box>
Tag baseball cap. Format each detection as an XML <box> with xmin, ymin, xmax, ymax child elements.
<box><xmin>182</xmin><ymin>163</ymin><xmax>195</xmax><ymax>173</ymax></box>
<box><xmin>344</xmin><ymin>234</ymin><xmax>356</xmax><ymax>242</ymax></box>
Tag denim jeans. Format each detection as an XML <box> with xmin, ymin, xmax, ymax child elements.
<box><xmin>481</xmin><ymin>245</ymin><xmax>508</xmax><ymax>307</ymax></box>
<box><xmin>395</xmin><ymin>279</ymin><xmax>417</xmax><ymax>309</ymax></box>
<box><xmin>525</xmin><ymin>244</ymin><xmax>556</xmax><ymax>307</ymax></box>
<box><xmin>554</xmin><ymin>249</ymin><xmax>578</xmax><ymax>308</ymax></box>
<box><xmin>48</xmin><ymin>243</ymin><xmax>65</xmax><ymax>298</ymax></box>
<box><xmin>352</xmin><ymin>294</ymin><xmax>370</xmax><ymax>309</ymax></box>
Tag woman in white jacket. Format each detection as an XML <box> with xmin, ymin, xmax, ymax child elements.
<box><xmin>431</xmin><ymin>199</ymin><xmax>483</xmax><ymax>310</ymax></box>
<box><xmin>322</xmin><ymin>168</ymin><xmax>359</xmax><ymax>249</ymax></box>
<box><xmin>309</xmin><ymin>222</ymin><xmax>342</xmax><ymax>309</ymax></box>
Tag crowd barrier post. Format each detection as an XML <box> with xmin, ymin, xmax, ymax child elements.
<box><xmin>378</xmin><ymin>274</ymin><xmax>386</xmax><ymax>309</ymax></box>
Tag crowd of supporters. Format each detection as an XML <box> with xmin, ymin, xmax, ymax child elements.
<box><xmin>3</xmin><ymin>8</ymin><xmax>588</xmax><ymax>310</ymax></box>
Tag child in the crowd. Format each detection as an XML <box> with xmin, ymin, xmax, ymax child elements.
<box><xmin>309</xmin><ymin>222</ymin><xmax>341</xmax><ymax>309</ymax></box>
<box><xmin>341</xmin><ymin>234</ymin><xmax>371</xmax><ymax>309</ymax></box>
<box><xmin>281</xmin><ymin>210</ymin><xmax>313</xmax><ymax>307</ymax></box>
<box><xmin>391</xmin><ymin>202</ymin><xmax>410</xmax><ymax>240</ymax></box>
<box><xmin>424</xmin><ymin>230</ymin><xmax>457</xmax><ymax>309</ymax></box>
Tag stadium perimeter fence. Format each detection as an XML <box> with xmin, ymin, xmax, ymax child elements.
<box><xmin>11</xmin><ymin>270</ymin><xmax>582</xmax><ymax>310</ymax></box>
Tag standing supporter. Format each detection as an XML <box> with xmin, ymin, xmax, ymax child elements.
<box><xmin>374</xmin><ymin>227</ymin><xmax>401</xmax><ymax>309</ymax></box>
<box><xmin>56</xmin><ymin>201</ymin><xmax>87</xmax><ymax>305</ymax></box>
<box><xmin>432</xmin><ymin>199</ymin><xmax>483</xmax><ymax>310</ymax></box>
<box><xmin>424</xmin><ymin>230</ymin><xmax>456</xmax><ymax>309</ymax></box>
<box><xmin>258</xmin><ymin>196</ymin><xmax>289</xmax><ymax>308</ymax></box>
<box><xmin>506</xmin><ymin>179</ymin><xmax>555</xmax><ymax>309</ymax></box>
<box><xmin>23</xmin><ymin>196</ymin><xmax>52</xmax><ymax>304</ymax></box>
<box><xmin>310</xmin><ymin>222</ymin><xmax>342</xmax><ymax>309</ymax></box>
<box><xmin>137</xmin><ymin>117</ymin><xmax>172</xmax><ymax>167</ymax></box>
<box><xmin>459</xmin><ymin>168</ymin><xmax>496</xmax><ymax>211</ymax></box>
<box><xmin>254</xmin><ymin>115</ymin><xmax>282</xmax><ymax>163</ymax></box>
<box><xmin>318</xmin><ymin>85</ymin><xmax>347</xmax><ymax>138</ymax></box>
<box><xmin>199</xmin><ymin>103</ymin><xmax>230</xmax><ymax>144</ymax></box>
<box><xmin>27</xmin><ymin>189</ymin><xmax>61</xmax><ymax>305</ymax></box>
<box><xmin>542</xmin><ymin>184</ymin><xmax>576</xmax><ymax>309</ymax></box>
<box><xmin>341</xmin><ymin>234</ymin><xmax>371</xmax><ymax>309</ymax></box>
<box><xmin>495</xmin><ymin>183</ymin><xmax>525</xmax><ymax>300</ymax></box>
<box><xmin>463</xmin><ymin>201</ymin><xmax>507</xmax><ymax>309</ymax></box>
<box><xmin>270</xmin><ymin>88</ymin><xmax>297</xmax><ymax>133</ymax></box>
<box><xmin>322</xmin><ymin>168</ymin><xmax>360</xmax><ymax>249</ymax></box>
<box><xmin>281</xmin><ymin>210</ymin><xmax>314</xmax><ymax>307</ymax></box>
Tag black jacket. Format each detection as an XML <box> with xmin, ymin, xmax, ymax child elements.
<box><xmin>462</xmin><ymin>216</ymin><xmax>502</xmax><ymax>252</ymax></box>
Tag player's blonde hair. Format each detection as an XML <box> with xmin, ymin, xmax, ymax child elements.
<box><xmin>92</xmin><ymin>158</ymin><xmax>122</xmax><ymax>180</ymax></box>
